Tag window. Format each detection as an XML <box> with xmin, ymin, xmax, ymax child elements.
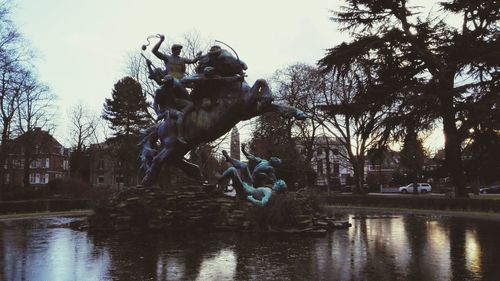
<box><xmin>40</xmin><ymin>174</ymin><xmax>49</xmax><ymax>184</ymax></box>
<box><xmin>29</xmin><ymin>173</ymin><xmax>36</xmax><ymax>184</ymax></box>
<box><xmin>333</xmin><ymin>163</ymin><xmax>340</xmax><ymax>175</ymax></box>
<box><xmin>317</xmin><ymin>160</ymin><xmax>324</xmax><ymax>175</ymax></box>
<box><xmin>42</xmin><ymin>158</ymin><xmax>50</xmax><ymax>168</ymax></box>
<box><xmin>98</xmin><ymin>159</ymin><xmax>105</xmax><ymax>170</ymax></box>
<box><xmin>30</xmin><ymin>159</ymin><xmax>41</xmax><ymax>168</ymax></box>
<box><xmin>98</xmin><ymin>176</ymin><xmax>105</xmax><ymax>184</ymax></box>
<box><xmin>115</xmin><ymin>176</ymin><xmax>124</xmax><ymax>184</ymax></box>
<box><xmin>62</xmin><ymin>160</ymin><xmax>69</xmax><ymax>170</ymax></box>
<box><xmin>29</xmin><ymin>173</ymin><xmax>40</xmax><ymax>184</ymax></box>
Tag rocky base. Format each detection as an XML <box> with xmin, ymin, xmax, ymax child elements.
<box><xmin>89</xmin><ymin>184</ymin><xmax>350</xmax><ymax>234</ymax></box>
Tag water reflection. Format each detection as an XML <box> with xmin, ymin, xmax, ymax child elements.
<box><xmin>0</xmin><ymin>213</ymin><xmax>499</xmax><ymax>281</ymax></box>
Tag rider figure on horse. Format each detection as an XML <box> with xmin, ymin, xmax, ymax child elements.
<box><xmin>181</xmin><ymin>45</ymin><xmax>247</xmax><ymax>99</ymax></box>
<box><xmin>146</xmin><ymin>35</ymin><xmax>202</xmax><ymax>144</ymax></box>
<box><xmin>152</xmin><ymin>35</ymin><xmax>201</xmax><ymax>80</ymax></box>
<box><xmin>154</xmin><ymin>75</ymin><xmax>194</xmax><ymax>144</ymax></box>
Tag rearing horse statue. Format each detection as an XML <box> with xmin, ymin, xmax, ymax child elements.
<box><xmin>139</xmin><ymin>77</ymin><xmax>306</xmax><ymax>186</ymax></box>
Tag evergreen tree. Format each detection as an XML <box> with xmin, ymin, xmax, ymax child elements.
<box><xmin>103</xmin><ymin>76</ymin><xmax>150</xmax><ymax>137</ymax></box>
<box><xmin>319</xmin><ymin>0</ymin><xmax>499</xmax><ymax>198</ymax></box>
<box><xmin>102</xmin><ymin>76</ymin><xmax>151</xmax><ymax>186</ymax></box>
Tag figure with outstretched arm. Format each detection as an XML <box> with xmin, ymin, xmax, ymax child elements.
<box><xmin>221</xmin><ymin>149</ymin><xmax>253</xmax><ymax>184</ymax></box>
<box><xmin>241</xmin><ymin>144</ymin><xmax>281</xmax><ymax>186</ymax></box>
<box><xmin>218</xmin><ymin>165</ymin><xmax>287</xmax><ymax>206</ymax></box>
<box><xmin>152</xmin><ymin>35</ymin><xmax>201</xmax><ymax>80</ymax></box>
<box><xmin>145</xmin><ymin>58</ymin><xmax>166</xmax><ymax>86</ymax></box>
<box><xmin>153</xmin><ymin>75</ymin><xmax>194</xmax><ymax>144</ymax></box>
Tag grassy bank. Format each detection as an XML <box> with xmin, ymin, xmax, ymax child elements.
<box><xmin>323</xmin><ymin>194</ymin><xmax>500</xmax><ymax>214</ymax></box>
<box><xmin>323</xmin><ymin>206</ymin><xmax>500</xmax><ymax>222</ymax></box>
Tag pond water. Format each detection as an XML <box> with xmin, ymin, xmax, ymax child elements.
<box><xmin>0</xmin><ymin>211</ymin><xmax>499</xmax><ymax>281</ymax></box>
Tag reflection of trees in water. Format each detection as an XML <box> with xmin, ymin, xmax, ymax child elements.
<box><xmin>449</xmin><ymin>220</ymin><xmax>468</xmax><ymax>280</ymax></box>
<box><xmin>232</xmin><ymin>233</ymin><xmax>317</xmax><ymax>280</ymax></box>
<box><xmin>474</xmin><ymin>221</ymin><xmax>500</xmax><ymax>279</ymax></box>
<box><xmin>92</xmin><ymin>231</ymin><xmax>238</xmax><ymax>280</ymax></box>
<box><xmin>1</xmin><ymin>216</ymin><xmax>500</xmax><ymax>280</ymax></box>
<box><xmin>0</xmin><ymin>219</ymin><xmax>109</xmax><ymax>281</ymax></box>
<box><xmin>0</xmin><ymin>220</ymin><xmax>30</xmax><ymax>281</ymax></box>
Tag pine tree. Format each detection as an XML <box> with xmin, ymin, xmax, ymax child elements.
<box><xmin>103</xmin><ymin>76</ymin><xmax>150</xmax><ymax>137</ymax></box>
<box><xmin>319</xmin><ymin>0</ymin><xmax>499</xmax><ymax>198</ymax></box>
<box><xmin>102</xmin><ymin>76</ymin><xmax>151</xmax><ymax>186</ymax></box>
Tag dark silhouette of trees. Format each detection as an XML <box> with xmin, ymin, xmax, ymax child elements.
<box><xmin>68</xmin><ymin>102</ymin><xmax>99</xmax><ymax>182</ymax></box>
<box><xmin>269</xmin><ymin>63</ymin><xmax>323</xmax><ymax>187</ymax></box>
<box><xmin>316</xmin><ymin>63</ymin><xmax>392</xmax><ymax>193</ymax></box>
<box><xmin>0</xmin><ymin>1</ymin><xmax>56</xmax><ymax>190</ymax></box>
<box><xmin>319</xmin><ymin>0</ymin><xmax>499</xmax><ymax>198</ymax></box>
<box><xmin>102</xmin><ymin>76</ymin><xmax>151</xmax><ymax>186</ymax></box>
<box><xmin>15</xmin><ymin>76</ymin><xmax>54</xmax><ymax>188</ymax></box>
<box><xmin>248</xmin><ymin>112</ymin><xmax>306</xmax><ymax>189</ymax></box>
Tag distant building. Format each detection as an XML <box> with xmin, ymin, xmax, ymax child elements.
<box><xmin>5</xmin><ymin>127</ymin><xmax>70</xmax><ymax>187</ymax></box>
<box><xmin>310</xmin><ymin>136</ymin><xmax>352</xmax><ymax>187</ymax></box>
<box><xmin>88</xmin><ymin>142</ymin><xmax>139</xmax><ymax>188</ymax></box>
<box><xmin>295</xmin><ymin>136</ymin><xmax>352</xmax><ymax>188</ymax></box>
<box><xmin>366</xmin><ymin>150</ymin><xmax>400</xmax><ymax>189</ymax></box>
<box><xmin>230</xmin><ymin>127</ymin><xmax>240</xmax><ymax>160</ymax></box>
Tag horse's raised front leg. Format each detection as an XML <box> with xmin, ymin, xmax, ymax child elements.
<box><xmin>264</xmin><ymin>103</ymin><xmax>307</xmax><ymax>120</ymax></box>
<box><xmin>251</xmin><ymin>79</ymin><xmax>274</xmax><ymax>106</ymax></box>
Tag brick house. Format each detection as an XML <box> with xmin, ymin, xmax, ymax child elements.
<box><xmin>88</xmin><ymin>142</ymin><xmax>139</xmax><ymax>188</ymax></box>
<box><xmin>6</xmin><ymin>127</ymin><xmax>69</xmax><ymax>187</ymax></box>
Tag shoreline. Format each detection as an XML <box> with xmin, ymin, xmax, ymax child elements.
<box><xmin>323</xmin><ymin>205</ymin><xmax>500</xmax><ymax>222</ymax></box>
<box><xmin>0</xmin><ymin>206</ymin><xmax>499</xmax><ymax>223</ymax></box>
<box><xmin>0</xmin><ymin>210</ymin><xmax>93</xmax><ymax>221</ymax></box>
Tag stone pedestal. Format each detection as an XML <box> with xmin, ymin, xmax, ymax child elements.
<box><xmin>90</xmin><ymin>185</ymin><xmax>254</xmax><ymax>232</ymax></box>
<box><xmin>89</xmin><ymin>183</ymin><xmax>350</xmax><ymax>233</ymax></box>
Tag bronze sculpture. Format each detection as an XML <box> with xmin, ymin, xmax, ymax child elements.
<box><xmin>139</xmin><ymin>35</ymin><xmax>306</xmax><ymax>186</ymax></box>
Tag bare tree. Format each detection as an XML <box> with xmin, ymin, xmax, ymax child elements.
<box><xmin>15</xmin><ymin>77</ymin><xmax>55</xmax><ymax>187</ymax></box>
<box><xmin>0</xmin><ymin>1</ymin><xmax>38</xmax><ymax>191</ymax></box>
<box><xmin>68</xmin><ymin>102</ymin><xmax>99</xmax><ymax>153</ymax></box>
<box><xmin>66</xmin><ymin>102</ymin><xmax>99</xmax><ymax>181</ymax></box>
<box><xmin>0</xmin><ymin>65</ymin><xmax>31</xmax><ymax>188</ymax></box>
<box><xmin>315</xmin><ymin>65</ymin><xmax>391</xmax><ymax>193</ymax></box>
<box><xmin>270</xmin><ymin>63</ymin><xmax>324</xmax><ymax>186</ymax></box>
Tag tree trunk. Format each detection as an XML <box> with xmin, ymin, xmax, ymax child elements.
<box><xmin>352</xmin><ymin>160</ymin><xmax>366</xmax><ymax>194</ymax></box>
<box><xmin>440</xmin><ymin>85</ymin><xmax>468</xmax><ymax>198</ymax></box>
<box><xmin>0</xmin><ymin>128</ymin><xmax>8</xmax><ymax>192</ymax></box>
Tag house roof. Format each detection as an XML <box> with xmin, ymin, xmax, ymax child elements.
<box><xmin>11</xmin><ymin>127</ymin><xmax>64</xmax><ymax>152</ymax></box>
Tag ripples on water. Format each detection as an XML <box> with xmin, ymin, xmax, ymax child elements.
<box><xmin>0</xmin><ymin>212</ymin><xmax>499</xmax><ymax>281</ymax></box>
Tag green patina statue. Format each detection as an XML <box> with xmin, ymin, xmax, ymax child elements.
<box><xmin>218</xmin><ymin>147</ymin><xmax>286</xmax><ymax>206</ymax></box>
<box><xmin>139</xmin><ymin>35</ymin><xmax>306</xmax><ymax>186</ymax></box>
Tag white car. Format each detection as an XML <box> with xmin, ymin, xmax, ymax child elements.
<box><xmin>399</xmin><ymin>183</ymin><xmax>432</xmax><ymax>194</ymax></box>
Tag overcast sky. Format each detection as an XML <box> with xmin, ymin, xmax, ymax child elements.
<box><xmin>12</xmin><ymin>0</ymin><xmax>444</xmax><ymax>150</ymax></box>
